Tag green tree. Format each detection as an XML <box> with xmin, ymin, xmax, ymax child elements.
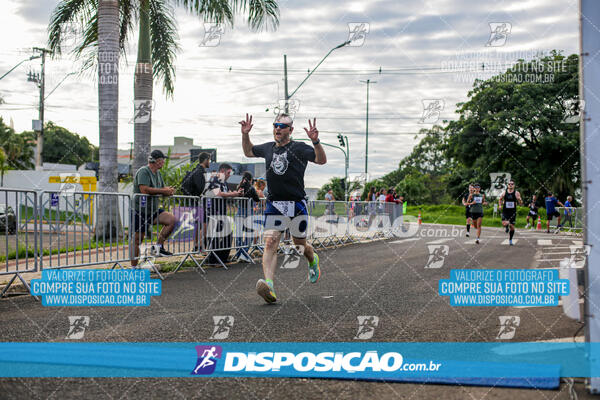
<box><xmin>0</xmin><ymin>148</ymin><xmax>8</xmax><ymax>186</ymax></box>
<box><xmin>317</xmin><ymin>177</ymin><xmax>360</xmax><ymax>201</ymax></box>
<box><xmin>375</xmin><ymin>52</ymin><xmax>580</xmax><ymax>205</ymax></box>
<box><xmin>27</xmin><ymin>122</ymin><xmax>97</xmax><ymax>167</ymax></box>
<box><xmin>445</xmin><ymin>52</ymin><xmax>580</xmax><ymax>200</ymax></box>
<box><xmin>0</xmin><ymin>117</ymin><xmax>35</xmax><ymax>170</ymax></box>
<box><xmin>363</xmin><ymin>126</ymin><xmax>455</xmax><ymax>204</ymax></box>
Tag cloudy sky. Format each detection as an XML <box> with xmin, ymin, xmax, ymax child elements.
<box><xmin>0</xmin><ymin>0</ymin><xmax>579</xmax><ymax>187</ymax></box>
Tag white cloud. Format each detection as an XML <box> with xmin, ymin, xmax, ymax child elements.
<box><xmin>0</xmin><ymin>0</ymin><xmax>579</xmax><ymax>188</ymax></box>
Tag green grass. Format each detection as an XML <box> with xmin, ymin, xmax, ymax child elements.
<box><xmin>20</xmin><ymin>205</ymin><xmax>88</xmax><ymax>224</ymax></box>
<box><xmin>0</xmin><ymin>239</ymin><xmax>130</xmax><ymax>262</ymax></box>
<box><xmin>405</xmin><ymin>204</ymin><xmax>581</xmax><ymax>230</ymax></box>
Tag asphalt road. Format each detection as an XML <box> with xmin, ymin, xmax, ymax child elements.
<box><xmin>0</xmin><ymin>225</ymin><xmax>591</xmax><ymax>399</ymax></box>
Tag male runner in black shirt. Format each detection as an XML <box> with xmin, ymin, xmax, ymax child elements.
<box><xmin>240</xmin><ymin>113</ymin><xmax>327</xmax><ymax>303</ymax></box>
<box><xmin>525</xmin><ymin>195</ymin><xmax>539</xmax><ymax>229</ymax></box>
<box><xmin>462</xmin><ymin>184</ymin><xmax>474</xmax><ymax>237</ymax></box>
<box><xmin>498</xmin><ymin>179</ymin><xmax>523</xmax><ymax>245</ymax></box>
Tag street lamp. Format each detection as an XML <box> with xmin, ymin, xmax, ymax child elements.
<box><xmin>0</xmin><ymin>54</ymin><xmax>41</xmax><ymax>81</ymax></box>
<box><xmin>283</xmin><ymin>40</ymin><xmax>351</xmax><ymax>113</ymax></box>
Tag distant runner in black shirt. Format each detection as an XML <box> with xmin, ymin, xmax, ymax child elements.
<box><xmin>525</xmin><ymin>195</ymin><xmax>539</xmax><ymax>229</ymax></box>
<box><xmin>462</xmin><ymin>184</ymin><xmax>474</xmax><ymax>237</ymax></box>
<box><xmin>498</xmin><ymin>179</ymin><xmax>523</xmax><ymax>245</ymax></box>
<box><xmin>240</xmin><ymin>113</ymin><xmax>327</xmax><ymax>304</ymax></box>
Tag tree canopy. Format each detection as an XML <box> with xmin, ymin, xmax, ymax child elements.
<box><xmin>23</xmin><ymin>122</ymin><xmax>97</xmax><ymax>168</ymax></box>
<box><xmin>321</xmin><ymin>52</ymin><xmax>581</xmax><ymax>205</ymax></box>
<box><xmin>0</xmin><ymin>117</ymin><xmax>35</xmax><ymax>170</ymax></box>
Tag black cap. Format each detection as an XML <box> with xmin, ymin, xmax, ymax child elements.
<box><xmin>150</xmin><ymin>150</ymin><xmax>167</xmax><ymax>160</ymax></box>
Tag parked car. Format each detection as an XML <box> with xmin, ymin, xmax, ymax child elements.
<box><xmin>0</xmin><ymin>204</ymin><xmax>16</xmax><ymax>234</ymax></box>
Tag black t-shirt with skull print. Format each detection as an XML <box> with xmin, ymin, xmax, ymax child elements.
<box><xmin>252</xmin><ymin>140</ymin><xmax>316</xmax><ymax>201</ymax></box>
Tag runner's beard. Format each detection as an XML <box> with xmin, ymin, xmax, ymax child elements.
<box><xmin>273</xmin><ymin>130</ymin><xmax>290</xmax><ymax>144</ymax></box>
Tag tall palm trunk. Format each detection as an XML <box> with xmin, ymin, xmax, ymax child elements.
<box><xmin>132</xmin><ymin>0</ymin><xmax>153</xmax><ymax>174</ymax></box>
<box><xmin>96</xmin><ymin>0</ymin><xmax>122</xmax><ymax>239</ymax></box>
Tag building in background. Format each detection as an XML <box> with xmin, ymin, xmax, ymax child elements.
<box><xmin>117</xmin><ymin>136</ymin><xmax>203</xmax><ymax>163</ymax></box>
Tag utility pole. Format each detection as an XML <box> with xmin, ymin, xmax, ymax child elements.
<box><xmin>359</xmin><ymin>79</ymin><xmax>376</xmax><ymax>175</ymax></box>
<box><xmin>283</xmin><ymin>54</ymin><xmax>289</xmax><ymax>113</ymax></box>
<box><xmin>28</xmin><ymin>47</ymin><xmax>52</xmax><ymax>169</ymax></box>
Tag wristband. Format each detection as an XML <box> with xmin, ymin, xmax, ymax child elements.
<box><xmin>312</xmin><ymin>139</ymin><xmax>320</xmax><ymax>145</ymax></box>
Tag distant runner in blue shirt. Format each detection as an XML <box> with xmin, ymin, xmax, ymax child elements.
<box><xmin>563</xmin><ymin>196</ymin><xmax>574</xmax><ymax>228</ymax></box>
<box><xmin>545</xmin><ymin>192</ymin><xmax>564</xmax><ymax>233</ymax></box>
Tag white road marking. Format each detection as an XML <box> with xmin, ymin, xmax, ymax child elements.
<box><xmin>537</xmin><ymin>239</ymin><xmax>553</xmax><ymax>246</ymax></box>
<box><xmin>572</xmin><ymin>240</ymin><xmax>583</xmax><ymax>245</ymax></box>
<box><xmin>501</xmin><ymin>239</ymin><xmax>518</xmax><ymax>245</ymax></box>
<box><xmin>389</xmin><ymin>238</ymin><xmax>420</xmax><ymax>244</ymax></box>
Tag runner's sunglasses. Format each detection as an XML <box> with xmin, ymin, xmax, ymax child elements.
<box><xmin>273</xmin><ymin>123</ymin><xmax>291</xmax><ymax>129</ymax></box>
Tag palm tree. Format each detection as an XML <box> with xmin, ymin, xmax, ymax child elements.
<box><xmin>48</xmin><ymin>0</ymin><xmax>280</xmax><ymax>174</ymax></box>
<box><xmin>95</xmin><ymin>0</ymin><xmax>121</xmax><ymax>239</ymax></box>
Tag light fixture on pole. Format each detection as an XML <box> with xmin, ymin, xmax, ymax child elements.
<box><xmin>283</xmin><ymin>40</ymin><xmax>351</xmax><ymax>113</ymax></box>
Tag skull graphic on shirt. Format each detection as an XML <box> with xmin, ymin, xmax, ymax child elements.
<box><xmin>271</xmin><ymin>152</ymin><xmax>289</xmax><ymax>175</ymax></box>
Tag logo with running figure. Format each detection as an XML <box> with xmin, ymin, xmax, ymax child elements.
<box><xmin>425</xmin><ymin>245</ymin><xmax>449</xmax><ymax>269</ymax></box>
<box><xmin>271</xmin><ymin>152</ymin><xmax>289</xmax><ymax>175</ymax></box>
<box><xmin>210</xmin><ymin>316</ymin><xmax>234</xmax><ymax>339</ymax></box>
<box><xmin>485</xmin><ymin>22</ymin><xmax>512</xmax><ymax>47</ymax></box>
<box><xmin>66</xmin><ymin>316</ymin><xmax>89</xmax><ymax>339</ymax></box>
<box><xmin>199</xmin><ymin>23</ymin><xmax>225</xmax><ymax>47</ymax></box>
<box><xmin>281</xmin><ymin>244</ymin><xmax>305</xmax><ymax>269</ymax></box>
<box><xmin>191</xmin><ymin>345</ymin><xmax>222</xmax><ymax>375</ymax></box>
<box><xmin>273</xmin><ymin>99</ymin><xmax>300</xmax><ymax>118</ymax></box>
<box><xmin>130</xmin><ymin>99</ymin><xmax>155</xmax><ymax>124</ymax></box>
<box><xmin>563</xmin><ymin>99</ymin><xmax>585</xmax><ymax>123</ymax></box>
<box><xmin>569</xmin><ymin>245</ymin><xmax>591</xmax><ymax>268</ymax></box>
<box><xmin>354</xmin><ymin>316</ymin><xmax>379</xmax><ymax>339</ymax></box>
<box><xmin>496</xmin><ymin>316</ymin><xmax>520</xmax><ymax>339</ymax></box>
<box><xmin>347</xmin><ymin>23</ymin><xmax>370</xmax><ymax>47</ymax></box>
<box><xmin>418</xmin><ymin>99</ymin><xmax>444</xmax><ymax>124</ymax></box>
<box><xmin>59</xmin><ymin>173</ymin><xmax>80</xmax><ymax>197</ymax></box>
<box><xmin>488</xmin><ymin>172</ymin><xmax>511</xmax><ymax>197</ymax></box>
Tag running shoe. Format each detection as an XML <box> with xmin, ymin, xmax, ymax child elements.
<box><xmin>159</xmin><ymin>246</ymin><xmax>173</xmax><ymax>256</ymax></box>
<box><xmin>308</xmin><ymin>253</ymin><xmax>321</xmax><ymax>283</ymax></box>
<box><xmin>525</xmin><ymin>223</ymin><xmax>530</xmax><ymax>229</ymax></box>
<box><xmin>475</xmin><ymin>239</ymin><xmax>480</xmax><ymax>244</ymax></box>
<box><xmin>509</xmin><ymin>240</ymin><xmax>513</xmax><ymax>246</ymax></box>
<box><xmin>466</xmin><ymin>232</ymin><xmax>470</xmax><ymax>237</ymax></box>
<box><xmin>256</xmin><ymin>279</ymin><xmax>277</xmax><ymax>303</ymax></box>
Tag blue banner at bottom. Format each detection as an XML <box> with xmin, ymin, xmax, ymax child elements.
<box><xmin>0</xmin><ymin>342</ymin><xmax>597</xmax><ymax>378</ymax></box>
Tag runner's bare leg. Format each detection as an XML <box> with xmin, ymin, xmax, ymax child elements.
<box><xmin>262</xmin><ymin>230</ymin><xmax>282</xmax><ymax>281</ymax></box>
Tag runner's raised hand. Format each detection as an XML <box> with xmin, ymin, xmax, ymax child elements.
<box><xmin>239</xmin><ymin>113</ymin><xmax>253</xmax><ymax>135</ymax></box>
<box><xmin>304</xmin><ymin>118</ymin><xmax>319</xmax><ymax>141</ymax></box>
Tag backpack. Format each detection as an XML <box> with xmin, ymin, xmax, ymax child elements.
<box><xmin>181</xmin><ymin>167</ymin><xmax>205</xmax><ymax>196</ymax></box>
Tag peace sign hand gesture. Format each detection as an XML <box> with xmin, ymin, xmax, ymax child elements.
<box><xmin>239</xmin><ymin>113</ymin><xmax>253</xmax><ymax>135</ymax></box>
<box><xmin>304</xmin><ymin>118</ymin><xmax>319</xmax><ymax>142</ymax></box>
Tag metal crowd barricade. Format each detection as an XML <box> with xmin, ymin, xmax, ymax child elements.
<box><xmin>552</xmin><ymin>206</ymin><xmax>584</xmax><ymax>233</ymax></box>
<box><xmin>39</xmin><ymin>191</ymin><xmax>130</xmax><ymax>271</ymax></box>
<box><xmin>195</xmin><ymin>196</ymin><xmax>263</xmax><ymax>269</ymax></box>
<box><xmin>230</xmin><ymin>197</ymin><xmax>264</xmax><ymax>263</ymax></box>
<box><xmin>347</xmin><ymin>201</ymin><xmax>379</xmax><ymax>242</ymax></box>
<box><xmin>247</xmin><ymin>198</ymin><xmax>266</xmax><ymax>256</ymax></box>
<box><xmin>0</xmin><ymin>189</ymin><xmax>38</xmax><ymax>297</ymax></box>
<box><xmin>130</xmin><ymin>193</ymin><xmax>203</xmax><ymax>278</ymax></box>
<box><xmin>306</xmin><ymin>200</ymin><xmax>330</xmax><ymax>249</ymax></box>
